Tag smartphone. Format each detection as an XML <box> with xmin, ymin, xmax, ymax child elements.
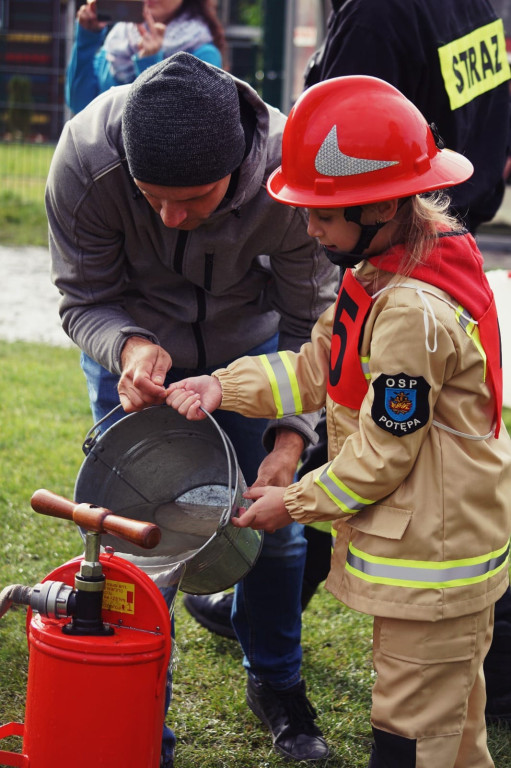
<box><xmin>96</xmin><ymin>0</ymin><xmax>145</xmax><ymax>24</ymax></box>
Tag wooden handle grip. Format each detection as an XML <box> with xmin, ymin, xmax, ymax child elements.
<box><xmin>31</xmin><ymin>488</ymin><xmax>77</xmax><ymax>520</ymax></box>
<box><xmin>30</xmin><ymin>489</ymin><xmax>161</xmax><ymax>550</ymax></box>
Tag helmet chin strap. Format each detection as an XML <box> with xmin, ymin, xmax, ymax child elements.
<box><xmin>321</xmin><ymin>205</ymin><xmax>387</xmax><ymax>268</ymax></box>
<box><xmin>321</xmin><ymin>248</ymin><xmax>365</xmax><ymax>269</ymax></box>
<box><xmin>344</xmin><ymin>205</ymin><xmax>387</xmax><ymax>254</ymax></box>
<box><xmin>320</xmin><ymin>200</ymin><xmax>411</xmax><ymax>269</ymax></box>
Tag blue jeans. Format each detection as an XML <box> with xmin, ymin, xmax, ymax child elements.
<box><xmin>207</xmin><ymin>396</ymin><xmax>306</xmax><ymax>689</ymax></box>
<box><xmin>80</xmin><ymin>337</ymin><xmax>307</xmax><ymax>755</ymax></box>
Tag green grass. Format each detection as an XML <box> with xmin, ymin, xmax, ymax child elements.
<box><xmin>0</xmin><ymin>142</ymin><xmax>54</xmax><ymax>202</ymax></box>
<box><xmin>0</xmin><ymin>142</ymin><xmax>53</xmax><ymax>246</ymax></box>
<box><xmin>0</xmin><ymin>191</ymin><xmax>49</xmax><ymax>247</ymax></box>
<box><xmin>0</xmin><ymin>339</ymin><xmax>510</xmax><ymax>767</ymax></box>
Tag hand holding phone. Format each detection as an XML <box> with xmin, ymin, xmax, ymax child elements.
<box><xmin>96</xmin><ymin>0</ymin><xmax>145</xmax><ymax>24</ymax></box>
<box><xmin>76</xmin><ymin>1</ymin><xmax>108</xmax><ymax>32</ymax></box>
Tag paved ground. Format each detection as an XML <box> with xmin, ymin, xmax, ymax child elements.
<box><xmin>1</xmin><ymin>245</ymin><xmax>74</xmax><ymax>347</ymax></box>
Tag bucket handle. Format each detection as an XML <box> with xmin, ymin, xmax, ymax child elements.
<box><xmin>82</xmin><ymin>404</ymin><xmax>239</xmax><ymax>527</ymax></box>
<box><xmin>199</xmin><ymin>406</ymin><xmax>238</xmax><ymax>528</ymax></box>
<box><xmin>82</xmin><ymin>403</ymin><xmax>124</xmax><ymax>454</ymax></box>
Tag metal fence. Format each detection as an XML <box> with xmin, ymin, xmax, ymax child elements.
<box><xmin>0</xmin><ymin>139</ymin><xmax>55</xmax><ymax>204</ymax></box>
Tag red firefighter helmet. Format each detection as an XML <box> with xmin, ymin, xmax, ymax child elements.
<box><xmin>267</xmin><ymin>75</ymin><xmax>473</xmax><ymax>208</ymax></box>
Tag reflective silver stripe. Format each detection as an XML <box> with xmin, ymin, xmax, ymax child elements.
<box><xmin>316</xmin><ymin>465</ymin><xmax>374</xmax><ymax>512</ymax></box>
<box><xmin>347</xmin><ymin>542</ymin><xmax>509</xmax><ymax>588</ymax></box>
<box><xmin>262</xmin><ymin>352</ymin><xmax>299</xmax><ymax>416</ymax></box>
<box><xmin>454</xmin><ymin>303</ymin><xmax>487</xmax><ymax>382</ymax></box>
<box><xmin>456</xmin><ymin>304</ymin><xmax>476</xmax><ymax>333</ymax></box>
<box><xmin>360</xmin><ymin>356</ymin><xmax>371</xmax><ymax>382</ymax></box>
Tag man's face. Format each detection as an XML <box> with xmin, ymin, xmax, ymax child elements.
<box><xmin>134</xmin><ymin>175</ymin><xmax>232</xmax><ymax>230</ymax></box>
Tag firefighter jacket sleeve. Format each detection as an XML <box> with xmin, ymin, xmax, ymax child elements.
<box><xmin>213</xmin><ymin>302</ymin><xmax>334</xmax><ymax>419</ymax></box>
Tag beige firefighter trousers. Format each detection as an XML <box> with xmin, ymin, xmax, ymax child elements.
<box><xmin>371</xmin><ymin>604</ymin><xmax>495</xmax><ymax>768</ymax></box>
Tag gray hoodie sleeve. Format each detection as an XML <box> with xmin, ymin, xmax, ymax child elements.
<box><xmin>45</xmin><ymin>118</ymin><xmax>159</xmax><ymax>374</ymax></box>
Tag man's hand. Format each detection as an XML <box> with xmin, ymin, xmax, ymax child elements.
<box><xmin>166</xmin><ymin>376</ymin><xmax>223</xmax><ymax>420</ymax></box>
<box><xmin>118</xmin><ymin>336</ymin><xmax>171</xmax><ymax>412</ymax></box>
<box><xmin>232</xmin><ymin>486</ymin><xmax>292</xmax><ymax>533</ymax></box>
<box><xmin>252</xmin><ymin>428</ymin><xmax>305</xmax><ymax>488</ymax></box>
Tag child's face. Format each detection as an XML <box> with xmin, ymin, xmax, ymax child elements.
<box><xmin>306</xmin><ymin>207</ymin><xmax>365</xmax><ymax>254</ymax></box>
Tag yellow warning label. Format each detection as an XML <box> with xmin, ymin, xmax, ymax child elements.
<box><xmin>103</xmin><ymin>579</ymin><xmax>135</xmax><ymax>615</ymax></box>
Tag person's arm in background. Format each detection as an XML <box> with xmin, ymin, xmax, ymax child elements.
<box><xmin>189</xmin><ymin>42</ymin><xmax>222</xmax><ymax>67</ymax></box>
<box><xmin>65</xmin><ymin>2</ymin><xmax>108</xmax><ymax>114</ymax></box>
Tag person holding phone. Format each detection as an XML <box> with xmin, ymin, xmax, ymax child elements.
<box><xmin>65</xmin><ymin>0</ymin><xmax>225</xmax><ymax>114</ymax></box>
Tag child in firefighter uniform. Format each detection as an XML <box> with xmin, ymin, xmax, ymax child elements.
<box><xmin>166</xmin><ymin>76</ymin><xmax>511</xmax><ymax>768</ymax></box>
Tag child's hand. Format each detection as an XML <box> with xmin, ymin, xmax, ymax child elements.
<box><xmin>231</xmin><ymin>486</ymin><xmax>292</xmax><ymax>533</ymax></box>
<box><xmin>165</xmin><ymin>375</ymin><xmax>222</xmax><ymax>420</ymax></box>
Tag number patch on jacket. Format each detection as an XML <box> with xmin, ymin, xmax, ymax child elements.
<box><xmin>371</xmin><ymin>373</ymin><xmax>430</xmax><ymax>437</ymax></box>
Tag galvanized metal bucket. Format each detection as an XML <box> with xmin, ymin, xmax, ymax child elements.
<box><xmin>74</xmin><ymin>405</ymin><xmax>262</xmax><ymax>594</ymax></box>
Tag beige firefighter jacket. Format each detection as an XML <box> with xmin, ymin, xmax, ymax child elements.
<box><xmin>214</xmin><ymin>260</ymin><xmax>511</xmax><ymax>621</ymax></box>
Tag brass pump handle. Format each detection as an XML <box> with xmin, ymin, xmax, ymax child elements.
<box><xmin>30</xmin><ymin>489</ymin><xmax>161</xmax><ymax>550</ymax></box>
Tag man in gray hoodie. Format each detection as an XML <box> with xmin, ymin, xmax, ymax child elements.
<box><xmin>46</xmin><ymin>52</ymin><xmax>338</xmax><ymax>765</ymax></box>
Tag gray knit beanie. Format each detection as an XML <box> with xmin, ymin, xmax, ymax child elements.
<box><xmin>122</xmin><ymin>52</ymin><xmax>246</xmax><ymax>186</ymax></box>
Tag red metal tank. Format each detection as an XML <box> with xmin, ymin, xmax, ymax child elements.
<box><xmin>0</xmin><ymin>551</ymin><xmax>171</xmax><ymax>768</ymax></box>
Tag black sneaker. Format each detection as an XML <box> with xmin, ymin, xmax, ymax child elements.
<box><xmin>182</xmin><ymin>592</ymin><xmax>236</xmax><ymax>639</ymax></box>
<box><xmin>246</xmin><ymin>677</ymin><xmax>330</xmax><ymax>761</ymax></box>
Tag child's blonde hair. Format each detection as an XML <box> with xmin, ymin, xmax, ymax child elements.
<box><xmin>391</xmin><ymin>192</ymin><xmax>463</xmax><ymax>275</ymax></box>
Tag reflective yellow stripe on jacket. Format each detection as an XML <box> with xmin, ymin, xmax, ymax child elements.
<box><xmin>346</xmin><ymin>541</ymin><xmax>510</xmax><ymax>589</ymax></box>
<box><xmin>315</xmin><ymin>463</ymin><xmax>375</xmax><ymax>513</ymax></box>
<box><xmin>360</xmin><ymin>354</ymin><xmax>371</xmax><ymax>383</ymax></box>
<box><xmin>456</xmin><ymin>304</ymin><xmax>487</xmax><ymax>379</ymax></box>
<box><xmin>259</xmin><ymin>352</ymin><xmax>303</xmax><ymax>417</ymax></box>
